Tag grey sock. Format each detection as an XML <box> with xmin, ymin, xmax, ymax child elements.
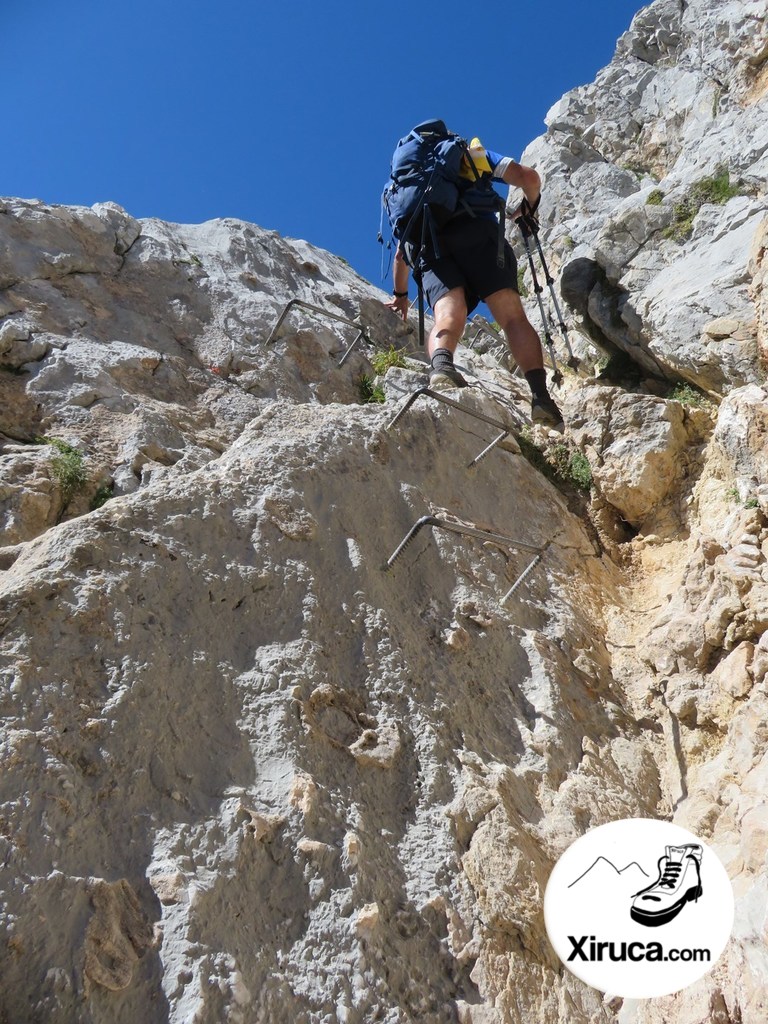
<box><xmin>431</xmin><ymin>348</ymin><xmax>454</xmax><ymax>372</ymax></box>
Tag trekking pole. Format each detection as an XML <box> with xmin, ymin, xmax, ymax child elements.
<box><xmin>516</xmin><ymin>216</ymin><xmax>563</xmax><ymax>387</ymax></box>
<box><xmin>528</xmin><ymin>231</ymin><xmax>579</xmax><ymax>370</ymax></box>
<box><xmin>417</xmin><ymin>279</ymin><xmax>426</xmax><ymax>350</ymax></box>
<box><xmin>415</xmin><ymin>205</ymin><xmax>436</xmax><ymax>350</ymax></box>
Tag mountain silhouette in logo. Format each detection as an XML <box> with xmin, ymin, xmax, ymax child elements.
<box><xmin>568</xmin><ymin>856</ymin><xmax>650</xmax><ymax>889</ymax></box>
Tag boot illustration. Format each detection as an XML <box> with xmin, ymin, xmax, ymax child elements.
<box><xmin>630</xmin><ymin>844</ymin><xmax>703</xmax><ymax>927</ymax></box>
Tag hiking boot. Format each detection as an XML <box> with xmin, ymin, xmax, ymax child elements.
<box><xmin>630</xmin><ymin>844</ymin><xmax>703</xmax><ymax>928</ymax></box>
<box><xmin>429</xmin><ymin>365</ymin><xmax>469</xmax><ymax>390</ymax></box>
<box><xmin>531</xmin><ymin>394</ymin><xmax>564</xmax><ymax>432</ymax></box>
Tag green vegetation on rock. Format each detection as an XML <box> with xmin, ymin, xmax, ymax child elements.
<box><xmin>370</xmin><ymin>345</ymin><xmax>407</xmax><ymax>376</ymax></box>
<box><xmin>663</xmin><ymin>168</ymin><xmax>745</xmax><ymax>242</ymax></box>
<box><xmin>667</xmin><ymin>382</ymin><xmax>713</xmax><ymax>409</ymax></box>
<box><xmin>38</xmin><ymin>437</ymin><xmax>88</xmax><ymax>506</ymax></box>
<box><xmin>90</xmin><ymin>482</ymin><xmax>114</xmax><ymax>511</ymax></box>
<box><xmin>518</xmin><ymin>429</ymin><xmax>592</xmax><ymax>493</ymax></box>
<box><xmin>358</xmin><ymin>374</ymin><xmax>385</xmax><ymax>404</ymax></box>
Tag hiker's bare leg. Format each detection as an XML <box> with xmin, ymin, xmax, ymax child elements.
<box><xmin>488</xmin><ymin>285</ymin><xmax>563</xmax><ymax>426</ymax></box>
<box><xmin>429</xmin><ymin>288</ymin><xmax>467</xmax><ymax>358</ymax></box>
<box><xmin>486</xmin><ymin>287</ymin><xmax>543</xmax><ymax>373</ymax></box>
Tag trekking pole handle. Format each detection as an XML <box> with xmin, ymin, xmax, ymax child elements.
<box><xmin>514</xmin><ymin>214</ymin><xmax>531</xmax><ymax>240</ymax></box>
<box><xmin>519</xmin><ymin>194</ymin><xmax>541</xmax><ymax>234</ymax></box>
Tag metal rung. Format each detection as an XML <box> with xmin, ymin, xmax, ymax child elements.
<box><xmin>468</xmin><ymin>430</ymin><xmax>510</xmax><ymax>468</ymax></box>
<box><xmin>384</xmin><ymin>515</ymin><xmax>441</xmax><ymax>569</ymax></box>
<box><xmin>501</xmin><ymin>553</ymin><xmax>542</xmax><ymax>603</ymax></box>
<box><xmin>337</xmin><ymin>330</ymin><xmax>367</xmax><ymax>367</ymax></box>
<box><xmin>387</xmin><ymin>386</ymin><xmax>510</xmax><ymax>433</ymax></box>
<box><xmin>466</xmin><ymin>325</ymin><xmax>503</xmax><ymax>351</ymax></box>
<box><xmin>384</xmin><ymin>514</ymin><xmax>547</xmax><ymax>602</ymax></box>
<box><xmin>386</xmin><ymin>386</ymin><xmax>515</xmax><ymax>468</ymax></box>
<box><xmin>385</xmin><ymin>514</ymin><xmax>541</xmax><ymax>566</ymax></box>
<box><xmin>264</xmin><ymin>299</ymin><xmax>371</xmax><ymax>366</ymax></box>
<box><xmin>468</xmin><ymin>327</ymin><xmax>507</xmax><ymax>361</ymax></box>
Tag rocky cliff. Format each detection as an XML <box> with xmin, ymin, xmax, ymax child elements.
<box><xmin>524</xmin><ymin>0</ymin><xmax>767</xmax><ymax>396</ymax></box>
<box><xmin>1</xmin><ymin>0</ymin><xmax>767</xmax><ymax>1022</ymax></box>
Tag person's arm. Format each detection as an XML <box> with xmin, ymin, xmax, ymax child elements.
<box><xmin>500</xmin><ymin>160</ymin><xmax>541</xmax><ymax>209</ymax></box>
<box><xmin>386</xmin><ymin>245</ymin><xmax>410</xmax><ymax>320</ymax></box>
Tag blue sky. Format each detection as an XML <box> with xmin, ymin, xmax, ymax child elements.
<box><xmin>4</xmin><ymin>1</ymin><xmax>648</xmax><ymax>287</ymax></box>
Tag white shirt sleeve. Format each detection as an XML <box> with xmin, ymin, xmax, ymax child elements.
<box><xmin>491</xmin><ymin>156</ymin><xmax>513</xmax><ymax>181</ymax></box>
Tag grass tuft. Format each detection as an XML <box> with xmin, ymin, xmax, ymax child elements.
<box><xmin>518</xmin><ymin>429</ymin><xmax>592</xmax><ymax>492</ymax></box>
<box><xmin>667</xmin><ymin>382</ymin><xmax>712</xmax><ymax>409</ymax></box>
<box><xmin>370</xmin><ymin>345</ymin><xmax>407</xmax><ymax>376</ymax></box>
<box><xmin>38</xmin><ymin>437</ymin><xmax>88</xmax><ymax>506</ymax></box>
<box><xmin>358</xmin><ymin>374</ymin><xmax>385</xmax><ymax>404</ymax></box>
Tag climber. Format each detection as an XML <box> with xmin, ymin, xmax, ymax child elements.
<box><xmin>385</xmin><ymin>127</ymin><xmax>563</xmax><ymax>431</ymax></box>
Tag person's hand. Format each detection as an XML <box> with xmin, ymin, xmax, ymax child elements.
<box><xmin>386</xmin><ymin>294</ymin><xmax>410</xmax><ymax>320</ymax></box>
<box><xmin>512</xmin><ymin>196</ymin><xmax>540</xmax><ymax>238</ymax></box>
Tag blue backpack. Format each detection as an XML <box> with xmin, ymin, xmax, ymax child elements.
<box><xmin>382</xmin><ymin>120</ymin><xmax>470</xmax><ymax>256</ymax></box>
<box><xmin>381</xmin><ymin>120</ymin><xmax>504</xmax><ymax>264</ymax></box>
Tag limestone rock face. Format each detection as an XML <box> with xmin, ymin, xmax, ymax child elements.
<box><xmin>565</xmin><ymin>385</ymin><xmax>703</xmax><ymax>526</ymax></box>
<box><xmin>0</xmin><ymin>344</ymin><xmax>633</xmax><ymax>1023</ymax></box>
<box><xmin>2</xmin><ymin>189</ymin><xmax>766</xmax><ymax>1024</ymax></box>
<box><xmin>518</xmin><ymin>0</ymin><xmax>767</xmax><ymax>394</ymax></box>
<box><xmin>750</xmin><ymin>218</ymin><xmax>768</xmax><ymax>363</ymax></box>
<box><xmin>0</xmin><ymin>197</ymin><xmax>411</xmax><ymax>543</ymax></box>
<box><xmin>2</xmin><ymin>2</ymin><xmax>768</xmax><ymax>1022</ymax></box>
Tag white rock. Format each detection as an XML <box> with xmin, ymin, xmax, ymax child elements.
<box><xmin>1</xmin><ymin>3</ymin><xmax>768</xmax><ymax>1021</ymax></box>
<box><xmin>566</xmin><ymin>385</ymin><xmax>691</xmax><ymax>525</ymax></box>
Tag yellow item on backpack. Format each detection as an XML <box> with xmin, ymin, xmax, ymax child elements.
<box><xmin>460</xmin><ymin>137</ymin><xmax>492</xmax><ymax>179</ymax></box>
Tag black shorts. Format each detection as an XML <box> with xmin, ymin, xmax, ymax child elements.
<box><xmin>417</xmin><ymin>215</ymin><xmax>518</xmax><ymax>314</ymax></box>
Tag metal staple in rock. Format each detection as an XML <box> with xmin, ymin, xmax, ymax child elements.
<box><xmin>500</xmin><ymin>542</ymin><xmax>551</xmax><ymax>605</ymax></box>
<box><xmin>264</xmin><ymin>298</ymin><xmax>370</xmax><ymax>366</ymax></box>
<box><xmin>386</xmin><ymin>386</ymin><xmax>514</xmax><ymax>467</ymax></box>
<box><xmin>384</xmin><ymin>514</ymin><xmax>547</xmax><ymax>600</ymax></box>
